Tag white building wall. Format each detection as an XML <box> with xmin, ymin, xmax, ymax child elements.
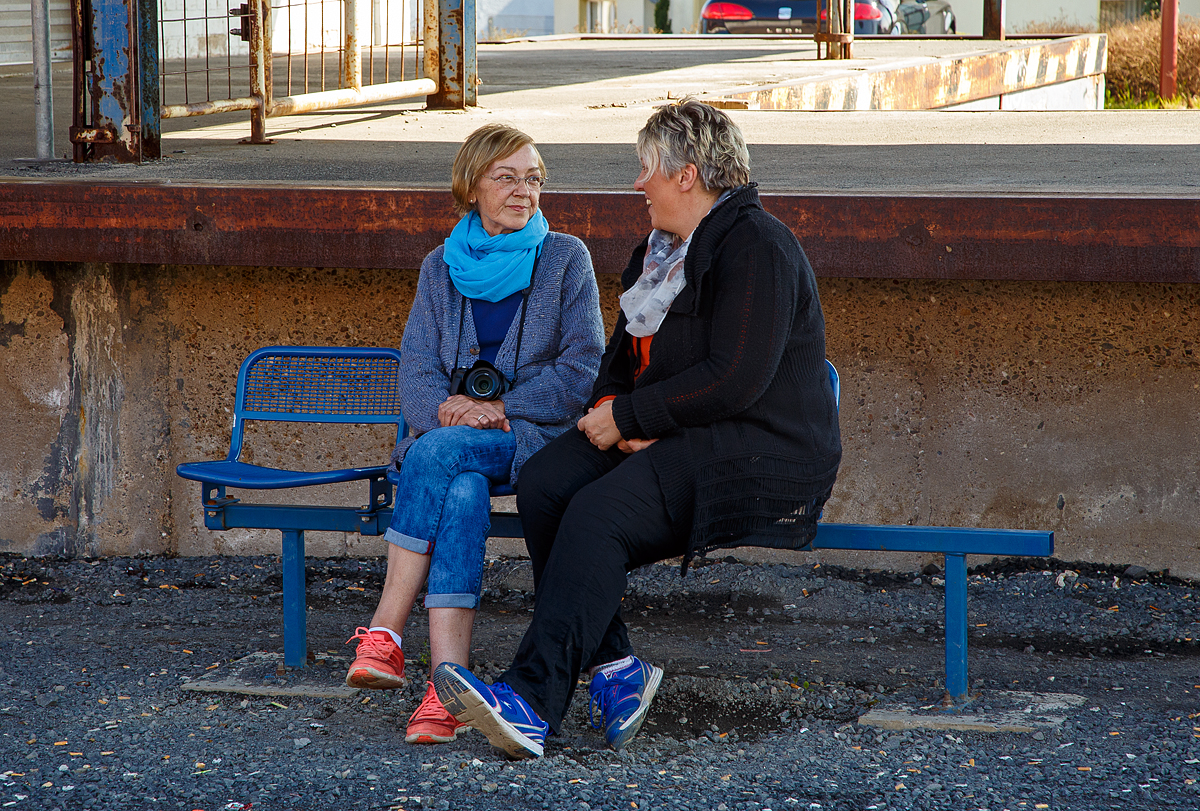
<box><xmin>550</xmin><ymin>0</ymin><xmax>706</xmax><ymax>32</ymax></box>
<box><xmin>480</xmin><ymin>0</ymin><xmax>554</xmax><ymax>36</ymax></box>
<box><xmin>676</xmin><ymin>0</ymin><xmax>702</xmax><ymax>33</ymax></box>
<box><xmin>0</xmin><ymin>0</ymin><xmax>72</xmax><ymax>66</ymax></box>
<box><xmin>158</xmin><ymin>0</ymin><xmax>250</xmax><ymax>61</ymax></box>
<box><xmin>268</xmin><ymin>0</ymin><xmax>418</xmax><ymax>54</ymax></box>
<box><xmin>955</xmin><ymin>1</ymin><xmax>983</xmax><ymax>35</ymax></box>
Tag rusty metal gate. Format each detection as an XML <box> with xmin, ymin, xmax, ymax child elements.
<box><xmin>69</xmin><ymin>0</ymin><xmax>476</xmax><ymax>160</ymax></box>
<box><xmin>157</xmin><ymin>0</ymin><xmax>437</xmax><ymax>143</ymax></box>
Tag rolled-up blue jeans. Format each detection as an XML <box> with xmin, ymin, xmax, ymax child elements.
<box><xmin>385</xmin><ymin>425</ymin><xmax>516</xmax><ymax>609</ymax></box>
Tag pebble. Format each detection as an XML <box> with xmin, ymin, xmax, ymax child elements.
<box><xmin>2</xmin><ymin>555</ymin><xmax>1198</xmax><ymax>811</ymax></box>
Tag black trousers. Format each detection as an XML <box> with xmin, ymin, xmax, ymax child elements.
<box><xmin>502</xmin><ymin>427</ymin><xmax>690</xmax><ymax>732</ymax></box>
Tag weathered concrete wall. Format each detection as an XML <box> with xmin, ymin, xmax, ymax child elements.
<box><xmin>3</xmin><ymin>260</ymin><xmax>1197</xmax><ymax>576</ymax></box>
<box><xmin>812</xmin><ymin>278</ymin><xmax>1199</xmax><ymax>577</ymax></box>
<box><xmin>1</xmin><ymin>262</ymin><xmax>172</xmax><ymax>557</ymax></box>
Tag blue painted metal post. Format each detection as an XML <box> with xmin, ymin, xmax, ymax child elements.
<box><xmin>428</xmin><ymin>0</ymin><xmax>476</xmax><ymax>108</ymax></box>
<box><xmin>944</xmin><ymin>553</ymin><xmax>969</xmax><ymax>700</ymax></box>
<box><xmin>70</xmin><ymin>0</ymin><xmax>159</xmax><ymax>161</ymax></box>
<box><xmin>281</xmin><ymin>529</ymin><xmax>308</xmax><ymax>668</ymax></box>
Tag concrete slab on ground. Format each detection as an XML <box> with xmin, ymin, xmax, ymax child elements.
<box><xmin>860</xmin><ymin>691</ymin><xmax>1087</xmax><ymax>734</ymax></box>
<box><xmin>180</xmin><ymin>651</ymin><xmax>361</xmax><ymax>699</ymax></box>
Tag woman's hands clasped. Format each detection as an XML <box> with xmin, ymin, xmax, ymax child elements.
<box><xmin>577</xmin><ymin>399</ymin><xmax>657</xmax><ymax>454</ymax></box>
<box><xmin>439</xmin><ymin>394</ymin><xmax>511</xmax><ymax>432</ymax></box>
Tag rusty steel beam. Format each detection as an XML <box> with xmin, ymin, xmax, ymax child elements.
<box><xmin>1</xmin><ymin>182</ymin><xmax>1198</xmax><ymax>284</ymax></box>
<box><xmin>427</xmin><ymin>0</ymin><xmax>476</xmax><ymax>109</ymax></box>
<box><xmin>70</xmin><ymin>0</ymin><xmax>90</xmax><ymax>162</ymax></box>
<box><xmin>268</xmin><ymin>79</ymin><xmax>437</xmax><ymax>117</ymax></box>
<box><xmin>1161</xmin><ymin>0</ymin><xmax>1179</xmax><ymax>99</ymax></box>
<box><xmin>246</xmin><ymin>0</ymin><xmax>271</xmax><ymax>145</ymax></box>
<box><xmin>161</xmin><ymin>97</ymin><xmax>260</xmax><ymax>119</ymax></box>
<box><xmin>983</xmin><ymin>0</ymin><xmax>1005</xmax><ymax>41</ymax></box>
<box><xmin>423</xmin><ymin>0</ymin><xmax>440</xmax><ymax>88</ymax></box>
<box><xmin>343</xmin><ymin>0</ymin><xmax>362</xmax><ymax>92</ymax></box>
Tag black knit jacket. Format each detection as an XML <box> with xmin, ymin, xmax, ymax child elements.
<box><xmin>592</xmin><ymin>184</ymin><xmax>842</xmax><ymax>561</ymax></box>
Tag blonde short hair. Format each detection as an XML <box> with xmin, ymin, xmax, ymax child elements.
<box><xmin>637</xmin><ymin>98</ymin><xmax>750</xmax><ymax>192</ymax></box>
<box><xmin>451</xmin><ymin>124</ymin><xmax>547</xmax><ymax>216</ymax></box>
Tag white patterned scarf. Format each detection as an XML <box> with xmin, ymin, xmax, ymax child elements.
<box><xmin>619</xmin><ymin>190</ymin><xmax>732</xmax><ymax>338</ymax></box>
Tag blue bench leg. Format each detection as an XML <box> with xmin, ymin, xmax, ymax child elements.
<box><xmin>281</xmin><ymin>529</ymin><xmax>308</xmax><ymax>669</ymax></box>
<box><xmin>944</xmin><ymin>552</ymin><xmax>968</xmax><ymax>701</ymax></box>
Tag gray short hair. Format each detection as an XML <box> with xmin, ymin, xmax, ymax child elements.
<box><xmin>637</xmin><ymin>98</ymin><xmax>750</xmax><ymax>192</ymax></box>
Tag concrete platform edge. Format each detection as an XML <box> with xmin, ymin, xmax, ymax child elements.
<box><xmin>709</xmin><ymin>34</ymin><xmax>1107</xmax><ymax>111</ymax></box>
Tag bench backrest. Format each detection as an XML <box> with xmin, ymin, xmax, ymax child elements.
<box><xmin>228</xmin><ymin>346</ymin><xmax>408</xmax><ymax>462</ymax></box>
<box><xmin>827</xmin><ymin>359</ymin><xmax>840</xmax><ymax>409</ymax></box>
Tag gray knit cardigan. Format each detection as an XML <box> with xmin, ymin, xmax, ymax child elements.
<box><xmin>390</xmin><ymin>231</ymin><xmax>605</xmax><ymax>487</ymax></box>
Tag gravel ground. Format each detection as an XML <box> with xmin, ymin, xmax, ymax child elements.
<box><xmin>3</xmin><ymin>553</ymin><xmax>1199</xmax><ymax>811</ymax></box>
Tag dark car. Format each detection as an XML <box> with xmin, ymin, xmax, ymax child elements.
<box><xmin>699</xmin><ymin>0</ymin><xmax>954</xmax><ymax>35</ymax></box>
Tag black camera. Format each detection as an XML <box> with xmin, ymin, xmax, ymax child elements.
<box><xmin>449</xmin><ymin>360</ymin><xmax>510</xmax><ymax>401</ymax></box>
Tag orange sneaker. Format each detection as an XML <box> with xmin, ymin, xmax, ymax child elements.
<box><xmin>406</xmin><ymin>681</ymin><xmax>469</xmax><ymax>744</ymax></box>
<box><xmin>345</xmin><ymin>627</ymin><xmax>406</xmax><ymax>689</ymax></box>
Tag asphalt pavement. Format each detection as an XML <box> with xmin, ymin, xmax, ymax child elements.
<box><xmin>3</xmin><ymin>39</ymin><xmax>1198</xmax><ymax>193</ymax></box>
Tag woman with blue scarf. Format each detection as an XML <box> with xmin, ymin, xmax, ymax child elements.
<box><xmin>345</xmin><ymin>124</ymin><xmax>605</xmax><ymax>745</ymax></box>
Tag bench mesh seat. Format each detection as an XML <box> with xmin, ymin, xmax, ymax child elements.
<box><xmin>178</xmin><ymin>460</ymin><xmax>394</xmax><ymax>489</ymax></box>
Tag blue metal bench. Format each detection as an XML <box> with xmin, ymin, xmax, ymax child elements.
<box><xmin>178</xmin><ymin>346</ymin><xmax>1052</xmax><ymax>702</ymax></box>
<box><xmin>177</xmin><ymin>346</ymin><xmax>408</xmax><ymax>668</ymax></box>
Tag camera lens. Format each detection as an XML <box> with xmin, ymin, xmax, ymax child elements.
<box><xmin>465</xmin><ymin>367</ymin><xmax>501</xmax><ymax>400</ymax></box>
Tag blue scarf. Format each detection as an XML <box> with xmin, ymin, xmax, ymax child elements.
<box><xmin>443</xmin><ymin>210</ymin><xmax>550</xmax><ymax>302</ymax></box>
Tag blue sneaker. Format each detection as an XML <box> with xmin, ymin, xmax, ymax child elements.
<box><xmin>588</xmin><ymin>656</ymin><xmax>663</xmax><ymax>750</ymax></box>
<box><xmin>432</xmin><ymin>662</ymin><xmax>549</xmax><ymax>759</ymax></box>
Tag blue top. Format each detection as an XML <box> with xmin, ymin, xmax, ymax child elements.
<box><xmin>471</xmin><ymin>292</ymin><xmax>524</xmax><ymax>366</ymax></box>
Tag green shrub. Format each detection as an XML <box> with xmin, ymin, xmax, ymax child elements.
<box><xmin>655</xmin><ymin>0</ymin><xmax>672</xmax><ymax>34</ymax></box>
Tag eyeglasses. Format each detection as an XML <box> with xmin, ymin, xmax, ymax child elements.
<box><xmin>487</xmin><ymin>174</ymin><xmax>547</xmax><ymax>191</ymax></box>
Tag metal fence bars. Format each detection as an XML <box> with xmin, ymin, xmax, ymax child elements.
<box><xmin>158</xmin><ymin>0</ymin><xmax>437</xmax><ymax>143</ymax></box>
<box><xmin>815</xmin><ymin>0</ymin><xmax>853</xmax><ymax>59</ymax></box>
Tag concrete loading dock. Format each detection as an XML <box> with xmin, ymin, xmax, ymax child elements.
<box><xmin>2</xmin><ymin>36</ymin><xmax>1198</xmax><ymax>577</ymax></box>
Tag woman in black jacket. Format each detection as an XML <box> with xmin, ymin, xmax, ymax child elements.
<box><xmin>432</xmin><ymin>99</ymin><xmax>842</xmax><ymax>760</ymax></box>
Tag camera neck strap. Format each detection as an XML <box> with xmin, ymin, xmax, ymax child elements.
<box><xmin>451</xmin><ymin>240</ymin><xmax>543</xmax><ymax>385</ymax></box>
